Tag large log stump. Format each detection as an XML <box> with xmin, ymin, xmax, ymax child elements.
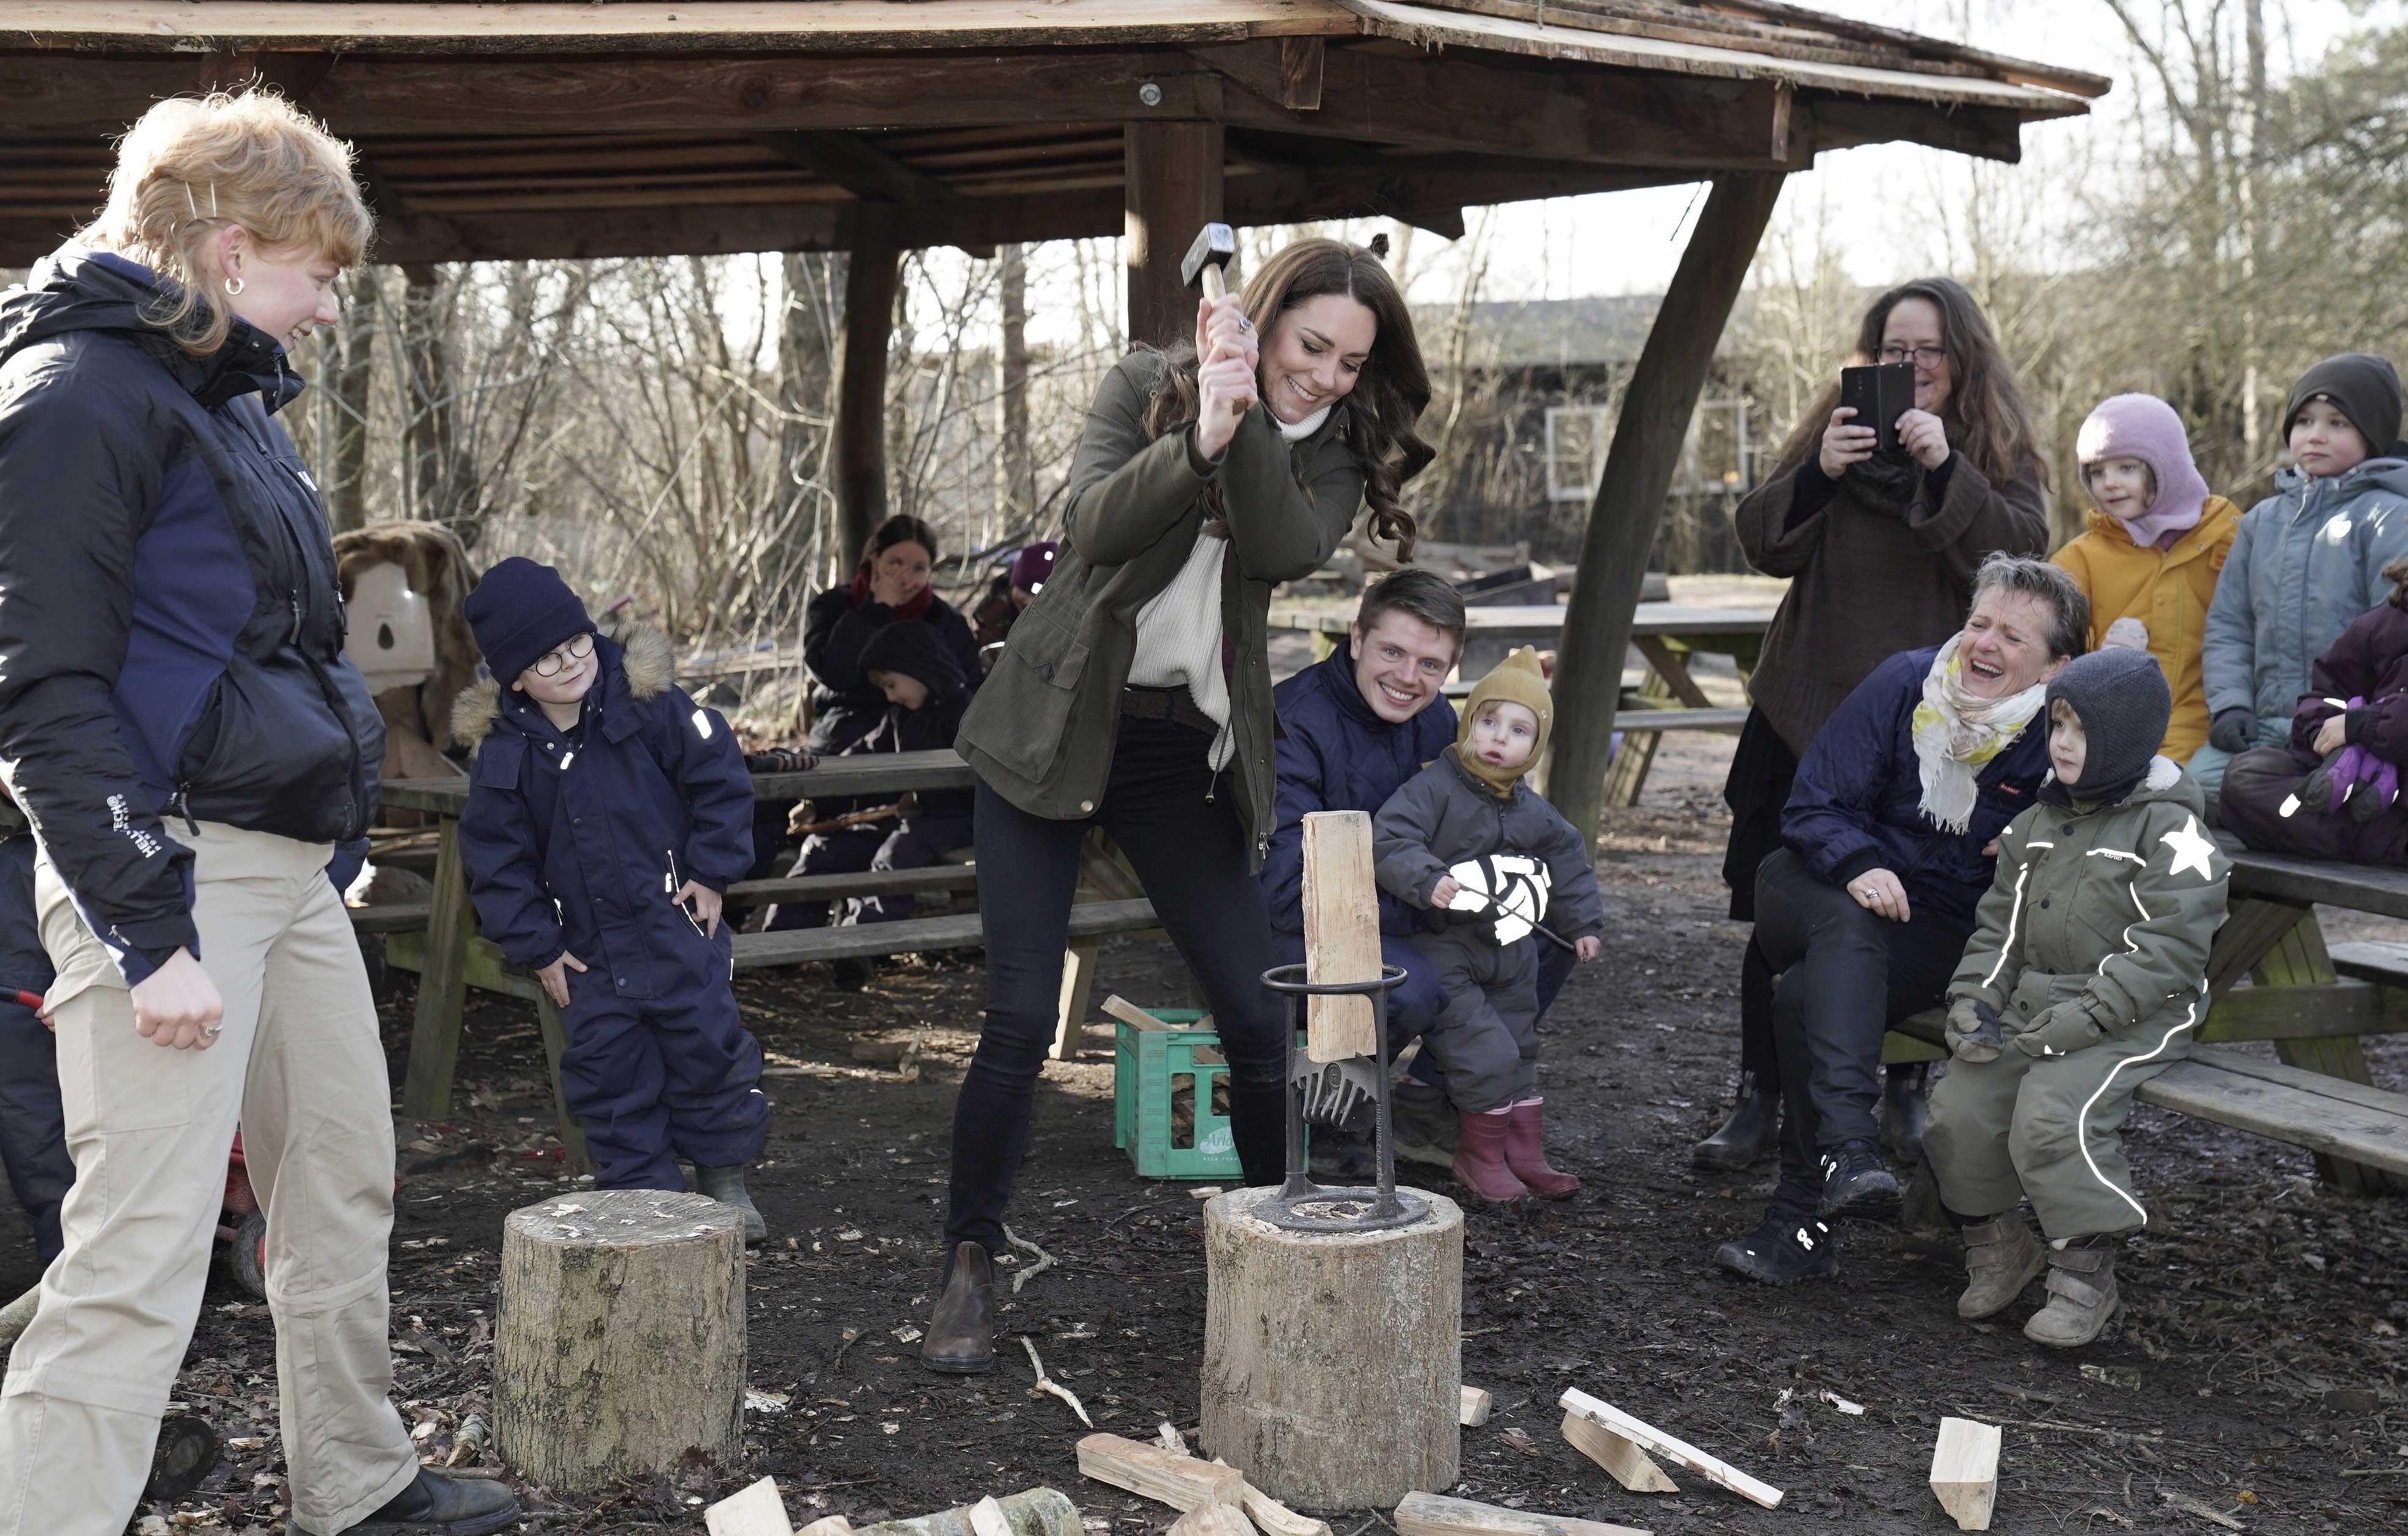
<box><xmin>497</xmin><ymin>1190</ymin><xmax>745</xmax><ymax>1489</ymax></box>
<box><xmin>1199</xmin><ymin>1186</ymin><xmax>1462</xmax><ymax>1507</ymax></box>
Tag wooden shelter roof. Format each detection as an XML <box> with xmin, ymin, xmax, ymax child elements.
<box><xmin>0</xmin><ymin>0</ymin><xmax>2107</xmax><ymax>266</ymax></box>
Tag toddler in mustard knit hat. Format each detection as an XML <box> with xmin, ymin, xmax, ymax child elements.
<box><xmin>1372</xmin><ymin>647</ymin><xmax>1605</xmax><ymax>1206</ymax></box>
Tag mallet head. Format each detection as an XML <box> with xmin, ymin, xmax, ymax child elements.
<box><xmin>1181</xmin><ymin>222</ymin><xmax>1238</xmax><ymax>298</ymax></box>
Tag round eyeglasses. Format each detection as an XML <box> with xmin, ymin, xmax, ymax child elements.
<box><xmin>533</xmin><ymin>633</ymin><xmax>595</xmax><ymax>677</ymax></box>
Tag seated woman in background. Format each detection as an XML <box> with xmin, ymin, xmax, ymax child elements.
<box><xmin>1712</xmin><ymin>554</ymin><xmax>2083</xmax><ymax>1286</ymax></box>
<box><xmin>2220</xmin><ymin>557</ymin><xmax>2408</xmax><ymax>864</ymax></box>
<box><xmin>2051</xmin><ymin>392</ymin><xmax>2240</xmax><ymax>766</ymax></box>
<box><xmin>803</xmin><ymin>513</ymin><xmax>984</xmax><ymax>755</ymax></box>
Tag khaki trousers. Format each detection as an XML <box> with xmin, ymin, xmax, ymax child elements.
<box><xmin>0</xmin><ymin>822</ymin><xmax>416</xmax><ymax>1535</ymax></box>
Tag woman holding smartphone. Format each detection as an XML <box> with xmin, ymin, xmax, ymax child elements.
<box><xmin>1696</xmin><ymin>277</ymin><xmax>2051</xmax><ymax>1174</ymax></box>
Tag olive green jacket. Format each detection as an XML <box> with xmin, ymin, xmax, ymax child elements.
<box><xmin>957</xmin><ymin>351</ymin><xmax>1364</xmax><ymax>866</ymax></box>
<box><xmin>1947</xmin><ymin>761</ymin><xmax>2231</xmax><ymax>1050</ymax></box>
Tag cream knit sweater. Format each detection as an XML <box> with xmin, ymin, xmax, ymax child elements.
<box><xmin>1128</xmin><ymin>403</ymin><xmax>1332</xmax><ymax>770</ymax></box>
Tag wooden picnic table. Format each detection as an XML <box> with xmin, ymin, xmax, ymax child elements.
<box><xmin>1271</xmin><ymin>601</ymin><xmax>1777</xmax><ymax>808</ymax></box>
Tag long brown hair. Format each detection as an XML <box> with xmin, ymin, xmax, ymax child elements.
<box><xmin>1773</xmin><ymin>277</ymin><xmax>2048</xmax><ymax>490</ymax></box>
<box><xmin>1140</xmin><ymin>237</ymin><xmax>1433</xmax><ymax>559</ymax></box>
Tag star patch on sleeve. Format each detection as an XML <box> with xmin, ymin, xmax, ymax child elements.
<box><xmin>2159</xmin><ymin>813</ymin><xmax>2220</xmax><ymax>882</ymax></box>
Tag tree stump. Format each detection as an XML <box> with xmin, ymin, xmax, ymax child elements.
<box><xmin>1198</xmin><ymin>1186</ymin><xmax>1462</xmax><ymax>1507</ymax></box>
<box><xmin>496</xmin><ymin>1189</ymin><xmax>745</xmax><ymax>1490</ymax></box>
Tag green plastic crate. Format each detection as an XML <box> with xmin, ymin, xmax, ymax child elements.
<box><xmin>1112</xmin><ymin>1010</ymin><xmax>1309</xmax><ymax>1180</ymax></box>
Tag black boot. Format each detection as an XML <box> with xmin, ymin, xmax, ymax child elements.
<box><xmin>1390</xmin><ymin>1079</ymin><xmax>1457</xmax><ymax>1170</ymax></box>
<box><xmin>1818</xmin><ymin>1138</ymin><xmax>1901</xmax><ymax>1221</ymax></box>
<box><xmin>1712</xmin><ymin>1204</ymin><xmax>1837</xmax><ymax>1284</ymax></box>
<box><xmin>1226</xmin><ymin>1079</ymin><xmax>1289</xmax><ymax>1188</ymax></box>
<box><xmin>921</xmin><ymin>1242</ymin><xmax>995</xmax><ymax>1375</ymax></box>
<box><xmin>345</xmin><ymin>1467</ymin><xmax>521</xmax><ymax>1535</ymax></box>
<box><xmin>1692</xmin><ymin>1072</ymin><xmax>1780</xmax><ymax>1171</ymax></box>
<box><xmin>1881</xmin><ymin>1062</ymin><xmax>1930</xmax><ymax>1166</ymax></box>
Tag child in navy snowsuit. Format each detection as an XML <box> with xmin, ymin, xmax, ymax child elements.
<box><xmin>767</xmin><ymin>619</ymin><xmax>976</xmax><ymax>933</ymax></box>
<box><xmin>457</xmin><ymin>559</ymin><xmax>770</xmax><ymax>1236</ymax></box>
<box><xmin>0</xmin><ymin>805</ymin><xmax>69</xmax><ymax>1264</ymax></box>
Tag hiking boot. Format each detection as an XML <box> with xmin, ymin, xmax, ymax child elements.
<box><xmin>921</xmin><ymin>1242</ymin><xmax>995</xmax><ymax>1374</ymax></box>
<box><xmin>695</xmin><ymin>1163</ymin><xmax>767</xmax><ymax>1245</ymax></box>
<box><xmin>1391</xmin><ymin>1080</ymin><xmax>1457</xmax><ymax>1170</ymax></box>
<box><xmin>343</xmin><ymin>1467</ymin><xmax>521</xmax><ymax>1535</ymax></box>
<box><xmin>1956</xmin><ymin>1212</ymin><xmax>2046</xmax><ymax>1320</ymax></box>
<box><xmin>1881</xmin><ymin>1064</ymin><xmax>1931</xmax><ymax>1166</ymax></box>
<box><xmin>1502</xmin><ymin>1100</ymin><xmax>1580</xmax><ymax>1199</ymax></box>
<box><xmin>1691</xmin><ymin>1071</ymin><xmax>1780</xmax><ymax>1170</ymax></box>
<box><xmin>1712</xmin><ymin>1206</ymin><xmax>1837</xmax><ymax>1284</ymax></box>
<box><xmin>1818</xmin><ymin>1139</ymin><xmax>1901</xmax><ymax>1221</ymax></box>
<box><xmin>1451</xmin><ymin>1111</ymin><xmax>1529</xmax><ymax>1206</ymax></box>
<box><xmin>2024</xmin><ymin>1237</ymin><xmax>2120</xmax><ymax>1348</ymax></box>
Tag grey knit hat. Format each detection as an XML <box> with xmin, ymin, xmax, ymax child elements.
<box><xmin>2284</xmin><ymin>353</ymin><xmax>2403</xmax><ymax>461</ymax></box>
<box><xmin>2043</xmin><ymin>649</ymin><xmax>2171</xmax><ymax>808</ymax></box>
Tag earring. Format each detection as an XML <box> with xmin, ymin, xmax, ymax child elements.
<box><xmin>223</xmin><ymin>275</ymin><xmax>245</xmax><ymax>297</ymax></box>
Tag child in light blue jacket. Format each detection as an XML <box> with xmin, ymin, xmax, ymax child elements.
<box><xmin>2198</xmin><ymin>354</ymin><xmax>2408</xmax><ymax>794</ymax></box>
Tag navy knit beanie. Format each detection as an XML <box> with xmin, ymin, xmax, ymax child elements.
<box><xmin>464</xmin><ymin>557</ymin><xmax>595</xmax><ymax>685</ymax></box>
<box><xmin>2045</xmin><ymin>649</ymin><xmax>2171</xmax><ymax>808</ymax></box>
<box><xmin>860</xmin><ymin>619</ymin><xmax>964</xmax><ymax>702</ymax></box>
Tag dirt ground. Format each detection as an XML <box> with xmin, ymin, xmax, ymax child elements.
<box><xmin>6</xmin><ymin>640</ymin><xmax>2406</xmax><ymax>1534</ymax></box>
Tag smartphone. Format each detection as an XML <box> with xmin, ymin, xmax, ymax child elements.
<box><xmin>1839</xmin><ymin>361</ymin><xmax>1916</xmax><ymax>457</ymax></box>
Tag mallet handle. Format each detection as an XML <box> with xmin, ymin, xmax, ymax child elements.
<box><xmin>1199</xmin><ymin>264</ymin><xmax>1227</xmax><ymax>303</ymax></box>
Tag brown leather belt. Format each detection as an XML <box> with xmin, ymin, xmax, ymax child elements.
<box><xmin>1120</xmin><ymin>684</ymin><xmax>1217</xmax><ymax>737</ymax></box>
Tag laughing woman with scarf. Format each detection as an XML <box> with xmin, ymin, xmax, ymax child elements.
<box><xmin>1712</xmin><ymin>554</ymin><xmax>2086</xmax><ymax>1285</ymax></box>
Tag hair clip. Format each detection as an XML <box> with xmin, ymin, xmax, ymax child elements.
<box><xmin>210</xmin><ymin>183</ymin><xmax>220</xmax><ymax>217</ymax></box>
<box><xmin>1368</xmin><ymin>232</ymin><xmax>1391</xmax><ymax>259</ymax></box>
<box><xmin>184</xmin><ymin>183</ymin><xmax>199</xmax><ymax>220</ymax></box>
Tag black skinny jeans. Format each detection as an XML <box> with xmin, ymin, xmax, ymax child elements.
<box><xmin>1753</xmin><ymin>849</ymin><xmax>1971</xmax><ymax>1210</ymax></box>
<box><xmin>946</xmin><ymin>715</ymin><xmax>1285</xmax><ymax>1255</ymax></box>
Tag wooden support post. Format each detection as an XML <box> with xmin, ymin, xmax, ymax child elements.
<box><xmin>1545</xmin><ymin>172</ymin><xmax>1786</xmax><ymax>839</ymax></box>
<box><xmin>1301</xmin><ymin>810</ymin><xmax>1380</xmax><ymax>1062</ymax></box>
<box><xmin>1125</xmin><ymin>122</ymin><xmax>1225</xmax><ymax>348</ymax></box>
<box><xmin>1201</xmin><ymin>1187</ymin><xmax>1462</xmax><ymax>1507</ymax></box>
<box><xmin>496</xmin><ymin>1191</ymin><xmax>745</xmax><ymax>1491</ymax></box>
<box><xmin>401</xmin><ymin>815</ymin><xmax>473</xmax><ymax>1118</ymax></box>
<box><xmin>2251</xmin><ymin>914</ymin><xmax>2401</xmax><ymax>1193</ymax></box>
<box><xmin>834</xmin><ymin>202</ymin><xmax>901</xmax><ymax>569</ymax></box>
<box><xmin>1928</xmin><ymin>1417</ymin><xmax>2001</xmax><ymax>1531</ymax></box>
<box><xmin>532</xmin><ymin>990</ymin><xmax>593</xmax><ymax>1174</ymax></box>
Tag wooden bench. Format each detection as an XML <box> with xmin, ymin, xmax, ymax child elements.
<box><xmin>1882</xmin><ymin>839</ymin><xmax>2408</xmax><ymax>1191</ymax></box>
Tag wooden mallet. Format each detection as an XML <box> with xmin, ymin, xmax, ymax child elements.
<box><xmin>1181</xmin><ymin>222</ymin><xmax>1250</xmax><ymax>423</ymax></box>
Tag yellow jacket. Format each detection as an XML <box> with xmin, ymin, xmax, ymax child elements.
<box><xmin>2053</xmin><ymin>496</ymin><xmax>2242</xmax><ymax>763</ymax></box>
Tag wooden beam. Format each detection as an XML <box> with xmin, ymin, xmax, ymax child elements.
<box><xmin>834</xmin><ymin>203</ymin><xmax>899</xmax><ymax>565</ymax></box>
<box><xmin>1125</xmin><ymin>121</ymin><xmax>1224</xmax><ymax>348</ymax></box>
<box><xmin>753</xmin><ymin>129</ymin><xmax>995</xmax><ymax>257</ymax></box>
<box><xmin>1544</xmin><ymin>171</ymin><xmax>1786</xmax><ymax>840</ymax></box>
<box><xmin>1812</xmin><ymin>97</ymin><xmax>2026</xmax><ymax>163</ymax></box>
<box><xmin>1187</xmin><ymin>38</ymin><xmax>1324</xmax><ymax>111</ymax></box>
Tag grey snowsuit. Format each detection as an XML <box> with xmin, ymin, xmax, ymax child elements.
<box><xmin>1925</xmin><ymin>762</ymin><xmax>2231</xmax><ymax>1239</ymax></box>
<box><xmin>1372</xmin><ymin>748</ymin><xmax>1605</xmax><ymax>1113</ymax></box>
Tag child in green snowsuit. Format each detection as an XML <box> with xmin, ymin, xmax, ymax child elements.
<box><xmin>1925</xmin><ymin>648</ymin><xmax>2231</xmax><ymax>1349</ymax></box>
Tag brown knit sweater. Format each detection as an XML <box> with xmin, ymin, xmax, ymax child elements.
<box><xmin>1736</xmin><ymin>452</ymin><xmax>2050</xmax><ymax>755</ymax></box>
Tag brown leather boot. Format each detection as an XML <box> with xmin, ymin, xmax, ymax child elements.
<box><xmin>1955</xmin><ymin>1213</ymin><xmax>2046</xmax><ymax>1321</ymax></box>
<box><xmin>920</xmin><ymin>1242</ymin><xmax>995</xmax><ymax>1374</ymax></box>
<box><xmin>1451</xmin><ymin>1111</ymin><xmax>1529</xmax><ymax>1206</ymax></box>
<box><xmin>1502</xmin><ymin>1100</ymin><xmax>1580</xmax><ymax>1199</ymax></box>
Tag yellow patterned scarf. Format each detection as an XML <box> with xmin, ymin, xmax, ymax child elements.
<box><xmin>1909</xmin><ymin>635</ymin><xmax>2046</xmax><ymax>834</ymax></box>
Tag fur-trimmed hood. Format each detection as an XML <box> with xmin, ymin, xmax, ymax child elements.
<box><xmin>452</xmin><ymin>621</ymin><xmax>675</xmax><ymax>755</ymax></box>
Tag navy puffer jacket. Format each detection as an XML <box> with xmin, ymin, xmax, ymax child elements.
<box><xmin>1780</xmin><ymin>646</ymin><xmax>2053</xmax><ymax>930</ymax></box>
<box><xmin>0</xmin><ymin>245</ymin><xmax>382</xmax><ymax>985</ymax></box>
<box><xmin>1265</xmin><ymin>645</ymin><xmax>1458</xmax><ymax>938</ymax></box>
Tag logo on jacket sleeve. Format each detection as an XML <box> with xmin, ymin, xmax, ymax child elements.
<box><xmin>2160</xmin><ymin>815</ymin><xmax>2219</xmax><ymax>881</ymax></box>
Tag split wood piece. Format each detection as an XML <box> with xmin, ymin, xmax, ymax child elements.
<box><xmin>1227</xmin><ymin>1474</ymin><xmax>1333</xmax><ymax>1536</ymax></box>
<box><xmin>496</xmin><ymin>1190</ymin><xmax>744</xmax><ymax>1492</ymax></box>
<box><xmin>1202</xmin><ymin>1186</ymin><xmax>1462</xmax><ymax>1508</ymax></box>
<box><xmin>707</xmin><ymin>1477</ymin><xmax>795</xmax><ymax>1536</ymax></box>
<box><xmin>1168</xmin><ymin>1503</ymin><xmax>1257</xmax><ymax>1536</ymax></box>
<box><xmin>1459</xmin><ymin>1386</ymin><xmax>1492</xmax><ymax>1427</ymax></box>
<box><xmin>1077</xmin><ymin>1433</ymin><xmax>1244</xmax><ymax>1512</ymax></box>
<box><xmin>1301</xmin><ymin>810</ymin><xmax>1381</xmax><ymax>1062</ymax></box>
<box><xmin>1559</xmin><ymin>1409</ymin><xmax>1678</xmax><ymax>1494</ymax></box>
<box><xmin>1392</xmin><ymin>1492</ymin><xmax>1651</xmax><ymax>1536</ymax></box>
<box><xmin>850</xmin><ymin>1034</ymin><xmax>923</xmax><ymax>1072</ymax></box>
<box><xmin>855</xmin><ymin>1487</ymin><xmax>1081</xmax><ymax>1536</ymax></box>
<box><xmin>1558</xmin><ymin>1390</ymin><xmax>1781</xmax><ymax>1510</ymax></box>
<box><xmin>1929</xmin><ymin>1417</ymin><xmax>2001</xmax><ymax>1532</ymax></box>
<box><xmin>968</xmin><ymin>1497</ymin><xmax>1015</xmax><ymax>1536</ymax></box>
<box><xmin>797</xmin><ymin>1519</ymin><xmax>855</xmax><ymax>1536</ymax></box>
<box><xmin>1105</xmin><ymin>994</ymin><xmax>1176</xmax><ymax>1032</ymax></box>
